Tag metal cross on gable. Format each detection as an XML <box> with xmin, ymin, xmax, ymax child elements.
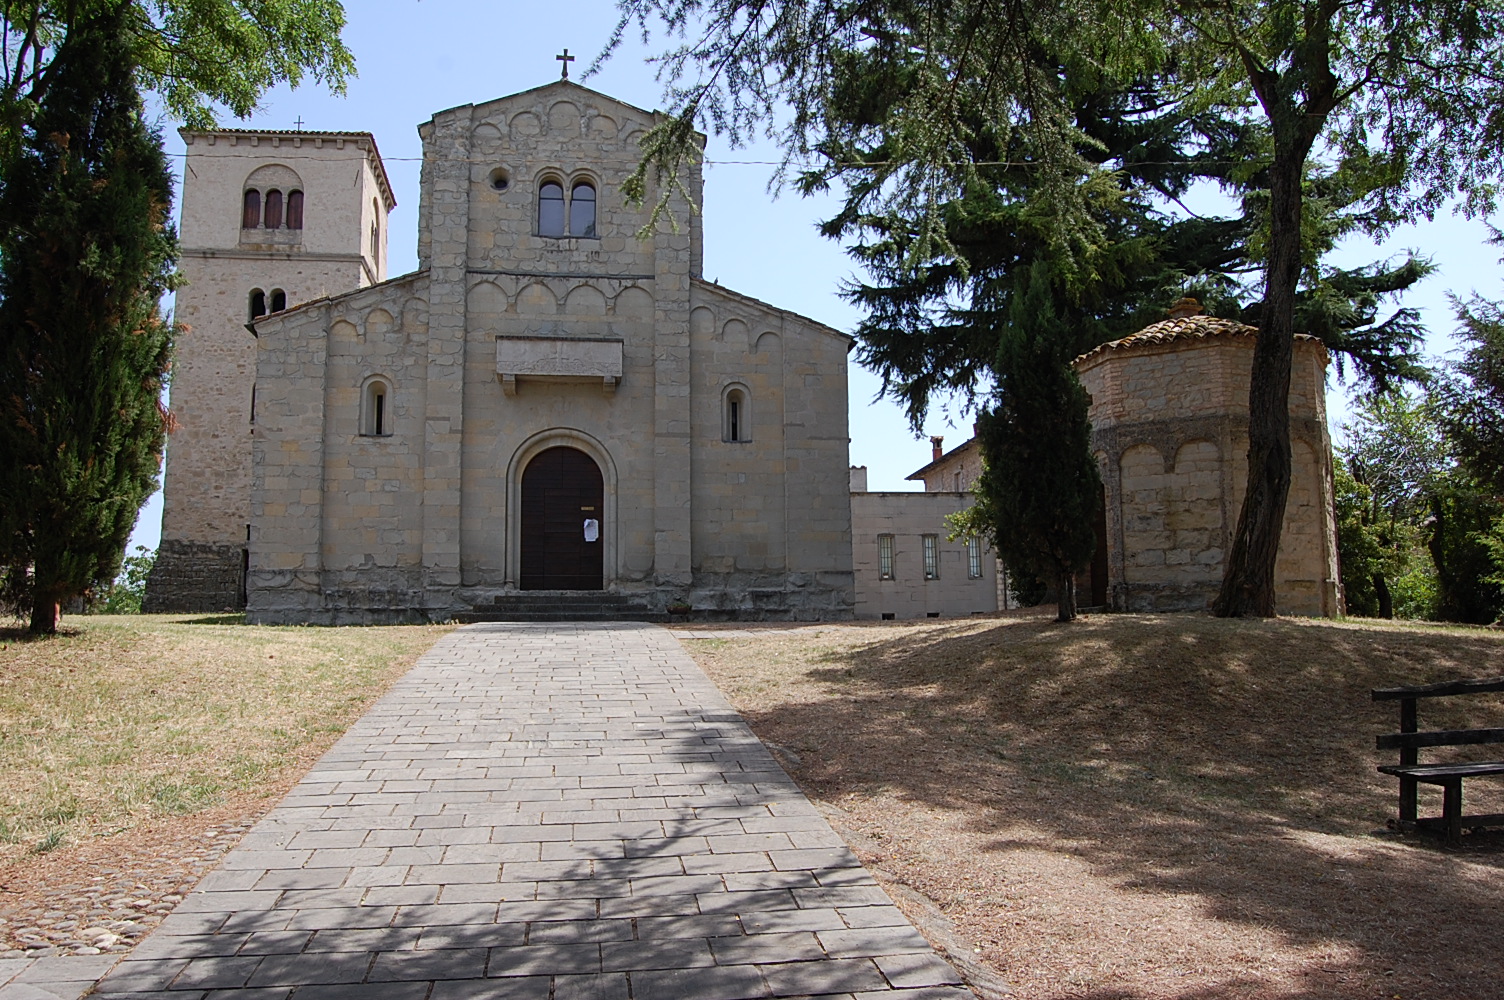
<box><xmin>557</xmin><ymin>49</ymin><xmax>575</xmax><ymax>80</ymax></box>
<box><xmin>293</xmin><ymin>116</ymin><xmax>305</xmax><ymax>131</ymax></box>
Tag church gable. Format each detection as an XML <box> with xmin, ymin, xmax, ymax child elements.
<box><xmin>417</xmin><ymin>80</ymin><xmax>699</xmax><ymax>279</ymax></box>
<box><xmin>465</xmin><ymin>80</ymin><xmax>660</xmax><ymax>150</ymax></box>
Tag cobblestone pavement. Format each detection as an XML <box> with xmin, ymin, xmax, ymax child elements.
<box><xmin>70</xmin><ymin>622</ymin><xmax>968</xmax><ymax>1000</ymax></box>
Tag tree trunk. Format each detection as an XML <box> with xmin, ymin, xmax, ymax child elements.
<box><xmin>1213</xmin><ymin>141</ymin><xmax>1304</xmax><ymax>618</ymax></box>
<box><xmin>1374</xmin><ymin>573</ymin><xmax>1394</xmax><ymax>620</ymax></box>
<box><xmin>1056</xmin><ymin>567</ymin><xmax>1076</xmax><ymax>622</ymax></box>
<box><xmin>29</xmin><ymin>593</ymin><xmax>59</xmax><ymax>635</ymax></box>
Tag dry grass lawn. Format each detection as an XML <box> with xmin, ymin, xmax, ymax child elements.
<box><xmin>0</xmin><ymin>614</ymin><xmax>451</xmax><ymax>864</ymax></box>
<box><xmin>685</xmin><ymin>613</ymin><xmax>1504</xmax><ymax>1000</ymax></box>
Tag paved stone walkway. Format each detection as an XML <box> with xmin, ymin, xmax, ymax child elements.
<box><xmin>81</xmin><ymin>623</ymin><xmax>968</xmax><ymax>1000</ymax></box>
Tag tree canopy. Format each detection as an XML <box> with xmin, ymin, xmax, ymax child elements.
<box><xmin>613</xmin><ymin>0</ymin><xmax>1504</xmax><ymax>616</ymax></box>
<box><xmin>0</xmin><ymin>6</ymin><xmax>177</xmax><ymax>633</ymax></box>
<box><xmin>2</xmin><ymin>0</ymin><xmax>355</xmax><ymax>139</ymax></box>
<box><xmin>954</xmin><ymin>266</ymin><xmax>1101</xmax><ymax>622</ymax></box>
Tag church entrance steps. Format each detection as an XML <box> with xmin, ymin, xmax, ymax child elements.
<box><xmin>456</xmin><ymin>592</ymin><xmax>667</xmax><ymax>623</ymax></box>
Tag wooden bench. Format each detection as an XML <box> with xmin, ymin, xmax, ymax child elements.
<box><xmin>1373</xmin><ymin>676</ymin><xmax>1504</xmax><ymax>842</ymax></box>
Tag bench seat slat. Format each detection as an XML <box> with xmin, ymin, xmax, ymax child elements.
<box><xmin>1377</xmin><ymin>761</ymin><xmax>1504</xmax><ymax>782</ymax></box>
<box><xmin>1377</xmin><ymin>727</ymin><xmax>1504</xmax><ymax>750</ymax></box>
<box><xmin>1373</xmin><ymin>676</ymin><xmax>1504</xmax><ymax>701</ymax></box>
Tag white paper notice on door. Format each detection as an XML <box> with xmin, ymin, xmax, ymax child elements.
<box><xmin>583</xmin><ymin>518</ymin><xmax>600</xmax><ymax>542</ymax></box>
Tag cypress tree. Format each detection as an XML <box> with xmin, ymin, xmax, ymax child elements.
<box><xmin>972</xmin><ymin>266</ymin><xmax>1100</xmax><ymax>623</ymax></box>
<box><xmin>0</xmin><ymin>7</ymin><xmax>177</xmax><ymax>635</ymax></box>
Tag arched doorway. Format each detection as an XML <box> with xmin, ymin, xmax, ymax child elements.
<box><xmin>520</xmin><ymin>446</ymin><xmax>604</xmax><ymax>590</ymax></box>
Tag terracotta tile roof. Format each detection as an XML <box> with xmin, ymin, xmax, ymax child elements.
<box><xmin>1074</xmin><ymin>313</ymin><xmax>1319</xmax><ymax>366</ymax></box>
<box><xmin>190</xmin><ymin>128</ymin><xmax>377</xmax><ymax>138</ymax></box>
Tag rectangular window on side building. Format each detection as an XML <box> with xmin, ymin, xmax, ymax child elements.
<box><xmin>923</xmin><ymin>534</ymin><xmax>939</xmax><ymax>580</ymax></box>
<box><xmin>967</xmin><ymin>537</ymin><xmax>982</xmax><ymax>578</ymax></box>
<box><xmin>878</xmin><ymin>534</ymin><xmax>895</xmax><ymax>580</ymax></box>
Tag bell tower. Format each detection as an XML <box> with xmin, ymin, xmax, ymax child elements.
<box><xmin>145</xmin><ymin>128</ymin><xmax>394</xmax><ymax>611</ymax></box>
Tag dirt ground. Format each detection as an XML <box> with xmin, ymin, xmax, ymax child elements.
<box><xmin>683</xmin><ymin>613</ymin><xmax>1504</xmax><ymax>1000</ymax></box>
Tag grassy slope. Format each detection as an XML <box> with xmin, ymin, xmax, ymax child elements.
<box><xmin>688</xmin><ymin>614</ymin><xmax>1504</xmax><ymax>999</ymax></box>
<box><xmin>0</xmin><ymin>614</ymin><xmax>451</xmax><ymax>863</ymax></box>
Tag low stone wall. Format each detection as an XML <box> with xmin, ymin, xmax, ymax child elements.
<box><xmin>683</xmin><ymin>571</ymin><xmax>856</xmax><ymax>622</ymax></box>
<box><xmin>245</xmin><ymin>568</ymin><xmax>856</xmax><ymax>625</ymax></box>
<box><xmin>142</xmin><ymin>540</ymin><xmax>246</xmax><ymax>613</ymax></box>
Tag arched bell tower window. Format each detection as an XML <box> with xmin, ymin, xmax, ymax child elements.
<box><xmin>242</xmin><ymin>165</ymin><xmax>305</xmax><ymax>232</ymax></box>
<box><xmin>569</xmin><ymin>182</ymin><xmax>596</xmax><ymax>237</ymax></box>
<box><xmin>269</xmin><ymin>289</ymin><xmax>287</xmax><ymax>313</ymax></box>
<box><xmin>248</xmin><ymin>289</ymin><xmax>267</xmax><ymax>321</ymax></box>
<box><xmin>722</xmin><ymin>384</ymin><xmax>752</xmax><ymax>443</ymax></box>
<box><xmin>538</xmin><ymin>181</ymin><xmax>566</xmax><ymax>237</ymax></box>
<box><xmin>242</xmin><ymin>190</ymin><xmax>261</xmax><ymax>229</ymax></box>
<box><xmin>264</xmin><ymin>189</ymin><xmax>283</xmax><ymax>229</ymax></box>
<box><xmin>362</xmin><ymin>377</ymin><xmax>394</xmax><ymax>437</ymax></box>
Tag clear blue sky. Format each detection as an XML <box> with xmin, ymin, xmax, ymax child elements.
<box><xmin>128</xmin><ymin>0</ymin><xmax>1502</xmax><ymax>553</ymax></box>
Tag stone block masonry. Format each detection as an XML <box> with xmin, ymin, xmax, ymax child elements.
<box><xmin>1075</xmin><ymin>313</ymin><xmax>1340</xmax><ymax>616</ymax></box>
<box><xmin>244</xmin><ymin>81</ymin><xmax>855</xmax><ymax>623</ymax></box>
<box><xmin>87</xmin><ymin>623</ymin><xmax>967</xmax><ymax>999</ymax></box>
<box><xmin>142</xmin><ymin>540</ymin><xmax>245</xmax><ymax>613</ymax></box>
<box><xmin>147</xmin><ymin>128</ymin><xmax>393</xmax><ymax>612</ymax></box>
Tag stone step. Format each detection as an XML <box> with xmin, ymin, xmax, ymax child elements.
<box><xmin>458</xmin><ymin>593</ymin><xmax>670</xmax><ymax>623</ymax></box>
<box><xmin>455</xmin><ymin>610</ymin><xmax>670</xmax><ymax>623</ymax></box>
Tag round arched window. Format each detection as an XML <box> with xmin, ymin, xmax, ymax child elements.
<box><xmin>569</xmin><ymin>182</ymin><xmax>596</xmax><ymax>238</ymax></box>
<box><xmin>538</xmin><ymin>182</ymin><xmax>565</xmax><ymax>237</ymax></box>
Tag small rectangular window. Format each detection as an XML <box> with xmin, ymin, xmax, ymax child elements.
<box><xmin>967</xmin><ymin>537</ymin><xmax>982</xmax><ymax>579</ymax></box>
<box><xmin>878</xmin><ymin>534</ymin><xmax>895</xmax><ymax>580</ymax></box>
<box><xmin>923</xmin><ymin>534</ymin><xmax>939</xmax><ymax>580</ymax></box>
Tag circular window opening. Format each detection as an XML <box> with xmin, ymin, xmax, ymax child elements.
<box><xmin>488</xmin><ymin>167</ymin><xmax>511</xmax><ymax>192</ymax></box>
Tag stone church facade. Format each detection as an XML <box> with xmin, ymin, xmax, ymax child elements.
<box><xmin>147</xmin><ymin>80</ymin><xmax>856</xmax><ymax>624</ymax></box>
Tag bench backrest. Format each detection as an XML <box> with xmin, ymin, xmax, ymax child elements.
<box><xmin>1377</xmin><ymin>727</ymin><xmax>1504</xmax><ymax>751</ymax></box>
<box><xmin>1373</xmin><ymin>676</ymin><xmax>1504</xmax><ymax>701</ymax></box>
<box><xmin>1373</xmin><ymin>677</ymin><xmax>1504</xmax><ymax>763</ymax></box>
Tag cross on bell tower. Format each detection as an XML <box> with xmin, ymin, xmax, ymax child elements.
<box><xmin>556</xmin><ymin>49</ymin><xmax>575</xmax><ymax>80</ymax></box>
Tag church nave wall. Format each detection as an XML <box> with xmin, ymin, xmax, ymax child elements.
<box><xmin>685</xmin><ymin>282</ymin><xmax>855</xmax><ymax>618</ymax></box>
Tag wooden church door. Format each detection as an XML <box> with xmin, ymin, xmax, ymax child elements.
<box><xmin>520</xmin><ymin>447</ymin><xmax>604</xmax><ymax>590</ymax></box>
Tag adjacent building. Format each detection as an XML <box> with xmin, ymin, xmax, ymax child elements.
<box><xmin>849</xmin><ymin>453</ymin><xmax>1001</xmax><ymax>620</ymax></box>
<box><xmin>145</xmin><ymin>129</ymin><xmax>395</xmax><ymax>612</ymax></box>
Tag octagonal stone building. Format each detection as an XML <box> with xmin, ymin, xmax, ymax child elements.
<box><xmin>1074</xmin><ymin>303</ymin><xmax>1341</xmax><ymax>616</ymax></box>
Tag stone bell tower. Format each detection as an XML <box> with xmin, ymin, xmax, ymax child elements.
<box><xmin>145</xmin><ymin>128</ymin><xmax>395</xmax><ymax>612</ymax></box>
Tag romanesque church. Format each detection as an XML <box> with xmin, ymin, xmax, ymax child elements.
<box><xmin>145</xmin><ymin>79</ymin><xmax>856</xmax><ymax>623</ymax></box>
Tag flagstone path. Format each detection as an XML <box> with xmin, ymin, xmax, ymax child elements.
<box><xmin>18</xmin><ymin>622</ymin><xmax>969</xmax><ymax>1000</ymax></box>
